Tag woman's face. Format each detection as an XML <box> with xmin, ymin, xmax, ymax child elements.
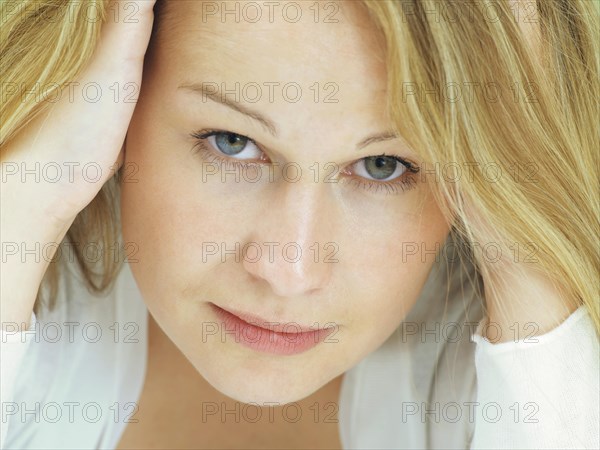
<box><xmin>122</xmin><ymin>0</ymin><xmax>449</xmax><ymax>404</ymax></box>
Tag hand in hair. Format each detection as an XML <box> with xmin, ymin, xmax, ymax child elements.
<box><xmin>463</xmin><ymin>199</ymin><xmax>581</xmax><ymax>344</ymax></box>
<box><xmin>0</xmin><ymin>0</ymin><xmax>156</xmax><ymax>329</ymax></box>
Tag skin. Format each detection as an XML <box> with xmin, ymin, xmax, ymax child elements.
<box><xmin>121</xmin><ymin>0</ymin><xmax>451</xmax><ymax>406</ymax></box>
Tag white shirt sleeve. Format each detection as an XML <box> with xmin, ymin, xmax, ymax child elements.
<box><xmin>469</xmin><ymin>305</ymin><xmax>600</xmax><ymax>449</ymax></box>
<box><xmin>1</xmin><ymin>311</ymin><xmax>37</xmax><ymax>450</ymax></box>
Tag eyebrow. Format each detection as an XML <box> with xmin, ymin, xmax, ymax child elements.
<box><xmin>179</xmin><ymin>82</ymin><xmax>401</xmax><ymax>150</ymax></box>
<box><xmin>356</xmin><ymin>132</ymin><xmax>399</xmax><ymax>150</ymax></box>
<box><xmin>179</xmin><ymin>83</ymin><xmax>278</xmax><ymax>136</ymax></box>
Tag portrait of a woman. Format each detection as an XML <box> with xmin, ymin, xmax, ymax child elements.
<box><xmin>1</xmin><ymin>1</ymin><xmax>598</xmax><ymax>449</ymax></box>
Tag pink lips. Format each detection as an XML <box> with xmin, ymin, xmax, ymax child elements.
<box><xmin>210</xmin><ymin>303</ymin><xmax>336</xmax><ymax>356</ymax></box>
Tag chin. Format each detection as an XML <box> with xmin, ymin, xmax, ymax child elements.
<box><xmin>216</xmin><ymin>383</ymin><xmax>317</xmax><ymax>406</ymax></box>
<box><xmin>195</xmin><ymin>360</ymin><xmax>326</xmax><ymax>405</ymax></box>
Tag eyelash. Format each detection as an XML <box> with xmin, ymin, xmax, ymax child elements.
<box><xmin>190</xmin><ymin>129</ymin><xmax>420</xmax><ymax>195</ymax></box>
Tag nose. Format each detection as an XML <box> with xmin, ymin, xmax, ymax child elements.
<box><xmin>242</xmin><ymin>181</ymin><xmax>335</xmax><ymax>298</ymax></box>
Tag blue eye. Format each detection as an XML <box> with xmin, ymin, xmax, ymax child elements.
<box><xmin>354</xmin><ymin>155</ymin><xmax>406</xmax><ymax>181</ymax></box>
<box><xmin>216</xmin><ymin>133</ymin><xmax>247</xmax><ymax>155</ymax></box>
<box><xmin>199</xmin><ymin>131</ymin><xmax>262</xmax><ymax>160</ymax></box>
<box><xmin>191</xmin><ymin>130</ymin><xmax>420</xmax><ymax>195</ymax></box>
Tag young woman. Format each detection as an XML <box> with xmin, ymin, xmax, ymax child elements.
<box><xmin>1</xmin><ymin>0</ymin><xmax>598</xmax><ymax>448</ymax></box>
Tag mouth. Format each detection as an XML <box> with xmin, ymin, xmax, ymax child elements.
<box><xmin>209</xmin><ymin>302</ymin><xmax>337</xmax><ymax>356</ymax></box>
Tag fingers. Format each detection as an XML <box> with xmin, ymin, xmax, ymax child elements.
<box><xmin>2</xmin><ymin>0</ymin><xmax>158</xmax><ymax>221</ymax></box>
<box><xmin>47</xmin><ymin>0</ymin><xmax>158</xmax><ymax>165</ymax></box>
<box><xmin>96</xmin><ymin>0</ymin><xmax>157</xmax><ymax>66</ymax></box>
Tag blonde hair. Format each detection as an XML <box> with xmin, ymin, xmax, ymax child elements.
<box><xmin>362</xmin><ymin>0</ymin><xmax>599</xmax><ymax>336</ymax></box>
<box><xmin>2</xmin><ymin>0</ymin><xmax>598</xmax><ymax>336</ymax></box>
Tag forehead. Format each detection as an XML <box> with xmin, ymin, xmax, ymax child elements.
<box><xmin>152</xmin><ymin>0</ymin><xmax>386</xmax><ymax>90</ymax></box>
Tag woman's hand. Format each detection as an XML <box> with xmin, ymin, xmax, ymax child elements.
<box><xmin>2</xmin><ymin>0</ymin><xmax>156</xmax><ymax>225</ymax></box>
<box><xmin>1</xmin><ymin>0</ymin><xmax>156</xmax><ymax>329</ymax></box>
<box><xmin>464</xmin><ymin>200</ymin><xmax>580</xmax><ymax>344</ymax></box>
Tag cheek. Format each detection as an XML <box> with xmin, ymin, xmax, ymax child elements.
<box><xmin>120</xmin><ymin>101</ymin><xmax>217</xmax><ymax>312</ymax></box>
<box><xmin>338</xmin><ymin>192</ymin><xmax>450</xmax><ymax>353</ymax></box>
<box><xmin>120</xmin><ymin>103</ymin><xmax>265</xmax><ymax>317</ymax></box>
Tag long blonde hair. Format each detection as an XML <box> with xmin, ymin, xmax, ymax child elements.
<box><xmin>362</xmin><ymin>0</ymin><xmax>599</xmax><ymax>336</ymax></box>
<box><xmin>2</xmin><ymin>0</ymin><xmax>598</xmax><ymax>336</ymax></box>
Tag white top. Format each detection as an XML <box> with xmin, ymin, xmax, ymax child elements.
<box><xmin>2</xmin><ymin>237</ymin><xmax>599</xmax><ymax>449</ymax></box>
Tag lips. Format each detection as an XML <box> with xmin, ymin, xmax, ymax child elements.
<box><xmin>209</xmin><ymin>302</ymin><xmax>337</xmax><ymax>356</ymax></box>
